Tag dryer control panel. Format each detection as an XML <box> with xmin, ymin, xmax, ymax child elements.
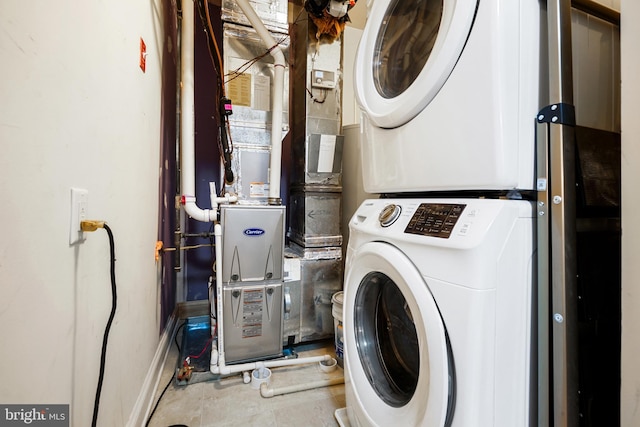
<box><xmin>404</xmin><ymin>203</ymin><xmax>466</xmax><ymax>238</ymax></box>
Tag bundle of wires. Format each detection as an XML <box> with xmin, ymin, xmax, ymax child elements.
<box><xmin>195</xmin><ymin>0</ymin><xmax>235</xmax><ymax>186</ymax></box>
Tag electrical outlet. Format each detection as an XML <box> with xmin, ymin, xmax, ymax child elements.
<box><xmin>69</xmin><ymin>188</ymin><xmax>88</xmax><ymax>245</ymax></box>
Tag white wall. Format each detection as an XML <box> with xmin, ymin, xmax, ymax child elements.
<box><xmin>595</xmin><ymin>0</ymin><xmax>620</xmax><ymax>10</ymax></box>
<box><xmin>341</xmin><ymin>26</ymin><xmax>374</xmax><ymax>253</ymax></box>
<box><xmin>620</xmin><ymin>1</ymin><xmax>639</xmax><ymax>425</ymax></box>
<box><xmin>0</xmin><ymin>1</ymin><xmax>166</xmax><ymax>425</ymax></box>
<box><xmin>572</xmin><ymin>9</ymin><xmax>620</xmax><ymax>131</ymax></box>
<box><xmin>342</xmin><ymin>26</ymin><xmax>363</xmax><ymax>126</ymax></box>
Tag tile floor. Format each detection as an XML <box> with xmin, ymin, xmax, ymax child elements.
<box><xmin>145</xmin><ymin>328</ymin><xmax>345</xmax><ymax>427</ymax></box>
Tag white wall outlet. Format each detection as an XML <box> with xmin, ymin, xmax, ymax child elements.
<box><xmin>69</xmin><ymin>188</ymin><xmax>88</xmax><ymax>245</ymax></box>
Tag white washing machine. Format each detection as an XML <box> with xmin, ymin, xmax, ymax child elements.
<box><xmin>354</xmin><ymin>0</ymin><xmax>541</xmax><ymax>192</ymax></box>
<box><xmin>341</xmin><ymin>198</ymin><xmax>535</xmax><ymax>426</ymax></box>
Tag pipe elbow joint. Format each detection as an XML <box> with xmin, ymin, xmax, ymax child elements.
<box><xmin>260</xmin><ymin>383</ymin><xmax>274</xmax><ymax>398</ymax></box>
<box><xmin>183</xmin><ymin>196</ymin><xmax>216</xmax><ymax>222</ymax></box>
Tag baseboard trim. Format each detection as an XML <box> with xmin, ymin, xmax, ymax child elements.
<box><xmin>126</xmin><ymin>313</ymin><xmax>177</xmax><ymax>427</ymax></box>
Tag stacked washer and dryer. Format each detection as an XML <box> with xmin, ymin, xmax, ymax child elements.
<box><xmin>339</xmin><ymin>0</ymin><xmax>541</xmax><ymax>426</ymax></box>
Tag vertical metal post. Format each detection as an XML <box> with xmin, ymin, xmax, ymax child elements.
<box><xmin>536</xmin><ymin>120</ymin><xmax>550</xmax><ymax>427</ymax></box>
<box><xmin>542</xmin><ymin>0</ymin><xmax>579</xmax><ymax>425</ymax></box>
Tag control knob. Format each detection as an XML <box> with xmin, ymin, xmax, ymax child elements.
<box><xmin>379</xmin><ymin>204</ymin><xmax>401</xmax><ymax>227</ymax></box>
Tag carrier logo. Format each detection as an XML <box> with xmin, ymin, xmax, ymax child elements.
<box><xmin>243</xmin><ymin>228</ymin><xmax>265</xmax><ymax>236</ymax></box>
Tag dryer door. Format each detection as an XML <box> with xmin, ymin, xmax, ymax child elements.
<box><xmin>355</xmin><ymin>0</ymin><xmax>478</xmax><ymax>129</ymax></box>
<box><xmin>344</xmin><ymin>241</ymin><xmax>454</xmax><ymax>426</ymax></box>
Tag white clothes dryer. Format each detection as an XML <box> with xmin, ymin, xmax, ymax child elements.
<box><xmin>341</xmin><ymin>198</ymin><xmax>535</xmax><ymax>426</ymax></box>
<box><xmin>354</xmin><ymin>0</ymin><xmax>542</xmax><ymax>193</ymax></box>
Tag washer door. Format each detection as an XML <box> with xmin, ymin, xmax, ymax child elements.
<box><xmin>355</xmin><ymin>0</ymin><xmax>478</xmax><ymax>129</ymax></box>
<box><xmin>344</xmin><ymin>241</ymin><xmax>454</xmax><ymax>426</ymax></box>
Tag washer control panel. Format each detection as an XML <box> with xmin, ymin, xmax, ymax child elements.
<box><xmin>404</xmin><ymin>203</ymin><xmax>466</xmax><ymax>238</ymax></box>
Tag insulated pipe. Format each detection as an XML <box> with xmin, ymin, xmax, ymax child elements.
<box><xmin>234</xmin><ymin>0</ymin><xmax>286</xmax><ymax>205</ymax></box>
<box><xmin>260</xmin><ymin>377</ymin><xmax>345</xmax><ymax>398</ymax></box>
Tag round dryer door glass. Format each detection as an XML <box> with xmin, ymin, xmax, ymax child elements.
<box><xmin>374</xmin><ymin>0</ymin><xmax>443</xmax><ymax>98</ymax></box>
<box><xmin>354</xmin><ymin>0</ymin><xmax>478</xmax><ymax>128</ymax></box>
<box><xmin>354</xmin><ymin>272</ymin><xmax>420</xmax><ymax>407</ymax></box>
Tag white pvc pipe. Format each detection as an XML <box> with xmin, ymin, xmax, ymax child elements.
<box><xmin>212</xmin><ymin>352</ymin><xmax>333</xmax><ymax>376</ymax></box>
<box><xmin>243</xmin><ymin>371</ymin><xmax>251</xmax><ymax>384</ymax></box>
<box><xmin>260</xmin><ymin>377</ymin><xmax>345</xmax><ymax>398</ymax></box>
<box><xmin>180</xmin><ymin>0</ymin><xmax>216</xmax><ymax>222</ymax></box>
<box><xmin>235</xmin><ymin>0</ymin><xmax>286</xmax><ymax>204</ymax></box>
<box><xmin>212</xmin><ymin>223</ymin><xmax>225</xmax><ymax>372</ymax></box>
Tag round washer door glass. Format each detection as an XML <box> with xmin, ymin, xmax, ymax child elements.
<box><xmin>344</xmin><ymin>241</ymin><xmax>453</xmax><ymax>425</ymax></box>
<box><xmin>374</xmin><ymin>0</ymin><xmax>443</xmax><ymax>99</ymax></box>
<box><xmin>355</xmin><ymin>271</ymin><xmax>420</xmax><ymax>407</ymax></box>
<box><xmin>354</xmin><ymin>0</ymin><xmax>478</xmax><ymax>128</ymax></box>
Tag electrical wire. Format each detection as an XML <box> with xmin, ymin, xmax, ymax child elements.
<box><xmin>186</xmin><ymin>335</ymin><xmax>214</xmax><ymax>360</ymax></box>
<box><xmin>195</xmin><ymin>0</ymin><xmax>235</xmax><ymax>183</ymax></box>
<box><xmin>306</xmin><ymin>86</ymin><xmax>327</xmax><ymax>103</ymax></box>
<box><xmin>144</xmin><ymin>375</ymin><xmax>174</xmax><ymax>427</ymax></box>
<box><xmin>291</xmin><ymin>5</ymin><xmax>306</xmax><ymax>26</ymax></box>
<box><xmin>224</xmin><ymin>34</ymin><xmax>290</xmax><ymax>85</ymax></box>
<box><xmin>144</xmin><ymin>322</ymin><xmax>186</xmax><ymax>427</ymax></box>
<box><xmin>204</xmin><ymin>0</ymin><xmax>224</xmax><ymax>94</ymax></box>
<box><xmin>196</xmin><ymin>0</ymin><xmax>225</xmax><ymax>106</ymax></box>
<box><xmin>225</xmin><ymin>115</ymin><xmax>234</xmax><ymax>152</ymax></box>
<box><xmin>91</xmin><ymin>224</ymin><xmax>117</xmax><ymax>427</ymax></box>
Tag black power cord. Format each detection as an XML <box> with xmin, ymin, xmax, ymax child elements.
<box><xmin>82</xmin><ymin>218</ymin><xmax>186</xmax><ymax>426</ymax></box>
<box><xmin>91</xmin><ymin>223</ymin><xmax>117</xmax><ymax>427</ymax></box>
<box><xmin>144</xmin><ymin>374</ymin><xmax>175</xmax><ymax>427</ymax></box>
<box><xmin>145</xmin><ymin>322</ymin><xmax>185</xmax><ymax>427</ymax></box>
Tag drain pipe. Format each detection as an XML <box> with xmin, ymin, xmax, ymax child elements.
<box><xmin>235</xmin><ymin>0</ymin><xmax>286</xmax><ymax>205</ymax></box>
<box><xmin>180</xmin><ymin>0</ymin><xmax>237</xmax><ymax>221</ymax></box>
<box><xmin>180</xmin><ymin>0</ymin><xmax>214</xmax><ymax>222</ymax></box>
<box><xmin>211</xmin><ymin>223</ymin><xmax>225</xmax><ymax>371</ymax></box>
<box><xmin>180</xmin><ymin>0</ymin><xmax>234</xmax><ymax>370</ymax></box>
<box><xmin>260</xmin><ymin>377</ymin><xmax>345</xmax><ymax>398</ymax></box>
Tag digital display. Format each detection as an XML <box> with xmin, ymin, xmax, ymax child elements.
<box><xmin>404</xmin><ymin>203</ymin><xmax>466</xmax><ymax>238</ymax></box>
